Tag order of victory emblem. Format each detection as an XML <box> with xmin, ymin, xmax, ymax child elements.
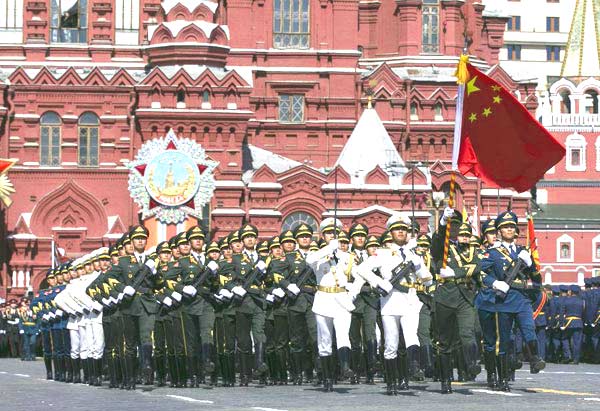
<box><xmin>128</xmin><ymin>129</ymin><xmax>218</xmax><ymax>224</ymax></box>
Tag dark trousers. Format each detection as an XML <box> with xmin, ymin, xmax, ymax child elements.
<box><xmin>435</xmin><ymin>300</ymin><xmax>476</xmax><ymax>354</ymax></box>
<box><xmin>562</xmin><ymin>328</ymin><xmax>583</xmax><ymax>362</ymax></box>
<box><xmin>236</xmin><ymin>307</ymin><xmax>266</xmax><ymax>355</ymax></box>
<box><xmin>221</xmin><ymin>313</ymin><xmax>237</xmax><ymax>356</ymax></box>
<box><xmin>536</xmin><ymin>326</ymin><xmax>547</xmax><ymax>360</ymax></box>
<box><xmin>478</xmin><ymin>309</ymin><xmax>536</xmax><ymax>354</ymax></box>
<box><xmin>51</xmin><ymin>329</ymin><xmax>69</xmax><ymax>359</ymax></box>
<box><xmin>41</xmin><ymin>330</ymin><xmax>53</xmax><ymax>358</ymax></box>
<box><xmin>122</xmin><ymin>314</ymin><xmax>155</xmax><ymax>359</ymax></box>
<box><xmin>21</xmin><ymin>333</ymin><xmax>37</xmax><ymax>360</ymax></box>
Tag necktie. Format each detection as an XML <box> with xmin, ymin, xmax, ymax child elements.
<box><xmin>399</xmin><ymin>247</ymin><xmax>406</xmax><ymax>261</ymax></box>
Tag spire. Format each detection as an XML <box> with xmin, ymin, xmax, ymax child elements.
<box><xmin>335</xmin><ymin>105</ymin><xmax>406</xmax><ymax>185</ymax></box>
<box><xmin>560</xmin><ymin>0</ymin><xmax>600</xmax><ymax>77</ymax></box>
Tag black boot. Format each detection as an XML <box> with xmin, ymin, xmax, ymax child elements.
<box><xmin>276</xmin><ymin>350</ymin><xmax>288</xmax><ymax>385</ymax></box>
<box><xmin>202</xmin><ymin>343</ymin><xmax>215</xmax><ymax>374</ymax></box>
<box><xmin>65</xmin><ymin>357</ymin><xmax>73</xmax><ymax>383</ymax></box>
<box><xmin>440</xmin><ymin>353</ymin><xmax>454</xmax><ymax>394</ymax></box>
<box><xmin>186</xmin><ymin>355</ymin><xmax>197</xmax><ymax>388</ymax></box>
<box><xmin>483</xmin><ymin>351</ymin><xmax>498</xmax><ymax>390</ymax></box>
<box><xmin>350</xmin><ymin>348</ymin><xmax>362</xmax><ymax>384</ymax></box>
<box><xmin>421</xmin><ymin>345</ymin><xmax>435</xmax><ymax>379</ymax></box>
<box><xmin>407</xmin><ymin>345</ymin><xmax>424</xmax><ymax>381</ymax></box>
<box><xmin>526</xmin><ymin>340</ymin><xmax>546</xmax><ymax>374</ymax></box>
<box><xmin>44</xmin><ymin>356</ymin><xmax>53</xmax><ymax>380</ymax></box>
<box><xmin>53</xmin><ymin>357</ymin><xmax>61</xmax><ymax>381</ymax></box>
<box><xmin>365</xmin><ymin>341</ymin><xmax>377</xmax><ymax>384</ymax></box>
<box><xmin>155</xmin><ymin>355</ymin><xmax>166</xmax><ymax>387</ymax></box>
<box><xmin>108</xmin><ymin>356</ymin><xmax>118</xmax><ymax>388</ymax></box>
<box><xmin>125</xmin><ymin>356</ymin><xmax>136</xmax><ymax>390</ymax></box>
<box><xmin>337</xmin><ymin>347</ymin><xmax>353</xmax><ymax>380</ymax></box>
<box><xmin>141</xmin><ymin>344</ymin><xmax>153</xmax><ymax>385</ymax></box>
<box><xmin>82</xmin><ymin>358</ymin><xmax>90</xmax><ymax>384</ymax></box>
<box><xmin>462</xmin><ymin>342</ymin><xmax>482</xmax><ymax>379</ymax></box>
<box><xmin>292</xmin><ymin>352</ymin><xmax>303</xmax><ymax>385</ymax></box>
<box><xmin>397</xmin><ymin>352</ymin><xmax>409</xmax><ymax>390</ymax></box>
<box><xmin>72</xmin><ymin>358</ymin><xmax>81</xmax><ymax>384</ymax></box>
<box><xmin>498</xmin><ymin>354</ymin><xmax>511</xmax><ymax>392</ymax></box>
<box><xmin>226</xmin><ymin>354</ymin><xmax>236</xmax><ymax>387</ymax></box>
<box><xmin>384</xmin><ymin>359</ymin><xmax>397</xmax><ymax>395</ymax></box>
<box><xmin>254</xmin><ymin>342</ymin><xmax>269</xmax><ymax>379</ymax></box>
<box><xmin>97</xmin><ymin>358</ymin><xmax>104</xmax><ymax>386</ymax></box>
<box><xmin>167</xmin><ymin>356</ymin><xmax>178</xmax><ymax>388</ymax></box>
<box><xmin>177</xmin><ymin>355</ymin><xmax>188</xmax><ymax>388</ymax></box>
<box><xmin>321</xmin><ymin>355</ymin><xmax>334</xmax><ymax>392</ymax></box>
<box><xmin>239</xmin><ymin>353</ymin><xmax>249</xmax><ymax>387</ymax></box>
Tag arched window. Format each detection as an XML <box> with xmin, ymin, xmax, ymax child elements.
<box><xmin>78</xmin><ymin>112</ymin><xmax>99</xmax><ymax>167</ymax></box>
<box><xmin>40</xmin><ymin>112</ymin><xmax>61</xmax><ymax>166</ymax></box>
<box><xmin>273</xmin><ymin>0</ymin><xmax>309</xmax><ymax>49</ymax></box>
<box><xmin>556</xmin><ymin>233</ymin><xmax>574</xmax><ymax>262</ymax></box>
<box><xmin>410</xmin><ymin>102</ymin><xmax>419</xmax><ymax>120</ymax></box>
<box><xmin>559</xmin><ymin>90</ymin><xmax>571</xmax><ymax>113</ymax></box>
<box><xmin>422</xmin><ymin>0</ymin><xmax>439</xmax><ymax>53</ymax></box>
<box><xmin>281</xmin><ymin>211</ymin><xmax>318</xmax><ymax>237</ymax></box>
<box><xmin>584</xmin><ymin>89</ymin><xmax>599</xmax><ymax>114</ymax></box>
<box><xmin>433</xmin><ymin>102</ymin><xmax>443</xmax><ymax>121</ymax></box>
<box><xmin>50</xmin><ymin>0</ymin><xmax>88</xmax><ymax>43</ymax></box>
<box><xmin>565</xmin><ymin>132</ymin><xmax>587</xmax><ymax>171</ymax></box>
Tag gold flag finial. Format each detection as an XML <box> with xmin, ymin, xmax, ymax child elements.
<box><xmin>367</xmin><ymin>95</ymin><xmax>372</xmax><ymax>109</ymax></box>
<box><xmin>454</xmin><ymin>54</ymin><xmax>470</xmax><ymax>85</ymax></box>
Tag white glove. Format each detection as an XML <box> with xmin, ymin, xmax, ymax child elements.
<box><xmin>145</xmin><ymin>259</ymin><xmax>156</xmax><ymax>273</ymax></box>
<box><xmin>101</xmin><ymin>298</ymin><xmax>111</xmax><ymax>307</ymax></box>
<box><xmin>171</xmin><ymin>291</ymin><xmax>182</xmax><ymax>302</ymax></box>
<box><xmin>117</xmin><ymin>293</ymin><xmax>124</xmax><ymax>302</ymax></box>
<box><xmin>19</xmin><ymin>330</ymin><xmax>24</xmax><ymax>334</ymax></box>
<box><xmin>493</xmin><ymin>280</ymin><xmax>510</xmax><ymax>294</ymax></box>
<box><xmin>163</xmin><ymin>296</ymin><xmax>172</xmax><ymax>307</ymax></box>
<box><xmin>328</xmin><ymin>239</ymin><xmax>339</xmax><ymax>252</ymax></box>
<box><xmin>219</xmin><ymin>289</ymin><xmax>234</xmax><ymax>299</ymax></box>
<box><xmin>287</xmin><ymin>283</ymin><xmax>301</xmax><ymax>295</ymax></box>
<box><xmin>256</xmin><ymin>260</ymin><xmax>267</xmax><ymax>272</ymax></box>
<box><xmin>123</xmin><ymin>286</ymin><xmax>136</xmax><ymax>296</ymax></box>
<box><xmin>408</xmin><ymin>253</ymin><xmax>422</xmax><ymax>269</ymax></box>
<box><xmin>55</xmin><ymin>309</ymin><xmax>64</xmax><ymax>317</ymax></box>
<box><xmin>207</xmin><ymin>260</ymin><xmax>219</xmax><ymax>272</ymax></box>
<box><xmin>182</xmin><ymin>285</ymin><xmax>197</xmax><ymax>297</ymax></box>
<box><xmin>378</xmin><ymin>279</ymin><xmax>393</xmax><ymax>293</ymax></box>
<box><xmin>266</xmin><ymin>294</ymin><xmax>275</xmax><ymax>303</ymax></box>
<box><xmin>232</xmin><ymin>286</ymin><xmax>247</xmax><ymax>298</ymax></box>
<box><xmin>440</xmin><ymin>207</ymin><xmax>455</xmax><ymax>226</ymax></box>
<box><xmin>213</xmin><ymin>293</ymin><xmax>224</xmax><ymax>302</ymax></box>
<box><xmin>42</xmin><ymin>314</ymin><xmax>49</xmax><ymax>321</ymax></box>
<box><xmin>91</xmin><ymin>301</ymin><xmax>103</xmax><ymax>313</ymax></box>
<box><xmin>439</xmin><ymin>267</ymin><xmax>456</xmax><ymax>279</ymax></box>
<box><xmin>518</xmin><ymin>250</ymin><xmax>533</xmax><ymax>267</ymax></box>
<box><xmin>272</xmin><ymin>288</ymin><xmax>285</xmax><ymax>299</ymax></box>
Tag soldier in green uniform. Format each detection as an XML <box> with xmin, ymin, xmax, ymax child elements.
<box><xmin>414</xmin><ymin>234</ymin><xmax>437</xmax><ymax>380</ymax></box>
<box><xmin>264</xmin><ymin>235</ymin><xmax>291</xmax><ymax>385</ymax></box>
<box><xmin>280</xmin><ymin>223</ymin><xmax>318</xmax><ymax>385</ymax></box>
<box><xmin>152</xmin><ymin>241</ymin><xmax>173</xmax><ymax>387</ymax></box>
<box><xmin>431</xmin><ymin>209</ymin><xmax>483</xmax><ymax>394</ymax></box>
<box><xmin>348</xmin><ymin>223</ymin><xmax>379</xmax><ymax>384</ymax></box>
<box><xmin>107</xmin><ymin>225</ymin><xmax>161</xmax><ymax>389</ymax></box>
<box><xmin>229</xmin><ymin>224</ymin><xmax>269</xmax><ymax>386</ymax></box>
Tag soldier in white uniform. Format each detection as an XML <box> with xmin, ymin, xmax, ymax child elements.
<box><xmin>306</xmin><ymin>218</ymin><xmax>381</xmax><ymax>392</ymax></box>
<box><xmin>357</xmin><ymin>214</ymin><xmax>432</xmax><ymax>395</ymax></box>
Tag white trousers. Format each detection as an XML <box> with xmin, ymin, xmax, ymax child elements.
<box><xmin>87</xmin><ymin>322</ymin><xmax>105</xmax><ymax>360</ymax></box>
<box><xmin>316</xmin><ymin>311</ymin><xmax>352</xmax><ymax>356</ymax></box>
<box><xmin>382</xmin><ymin>313</ymin><xmax>420</xmax><ymax>360</ymax></box>
<box><xmin>70</xmin><ymin>326</ymin><xmax>89</xmax><ymax>359</ymax></box>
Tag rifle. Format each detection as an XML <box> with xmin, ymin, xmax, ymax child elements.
<box><xmin>377</xmin><ymin>262</ymin><xmax>415</xmax><ymax>297</ymax></box>
<box><xmin>284</xmin><ymin>265</ymin><xmax>314</xmax><ymax>300</ymax></box>
<box><xmin>496</xmin><ymin>258</ymin><xmax>527</xmax><ymax>300</ymax></box>
<box><xmin>232</xmin><ymin>265</ymin><xmax>265</xmax><ymax>305</ymax></box>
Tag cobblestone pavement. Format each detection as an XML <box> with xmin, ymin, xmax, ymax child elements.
<box><xmin>1</xmin><ymin>359</ymin><xmax>600</xmax><ymax>411</ymax></box>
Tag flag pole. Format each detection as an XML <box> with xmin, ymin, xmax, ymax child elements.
<box><xmin>442</xmin><ymin>54</ymin><xmax>469</xmax><ymax>269</ymax></box>
<box><xmin>51</xmin><ymin>235</ymin><xmax>56</xmax><ymax>269</ymax></box>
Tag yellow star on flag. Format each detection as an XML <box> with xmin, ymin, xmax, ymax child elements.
<box><xmin>482</xmin><ymin>107</ymin><xmax>492</xmax><ymax>117</ymax></box>
<box><xmin>467</xmin><ymin>76</ymin><xmax>480</xmax><ymax>96</ymax></box>
<box><xmin>493</xmin><ymin>95</ymin><xmax>502</xmax><ymax>104</ymax></box>
<box><xmin>491</xmin><ymin>85</ymin><xmax>502</xmax><ymax>92</ymax></box>
<box><xmin>469</xmin><ymin>113</ymin><xmax>477</xmax><ymax>123</ymax></box>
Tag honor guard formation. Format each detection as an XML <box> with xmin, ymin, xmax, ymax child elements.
<box><xmin>4</xmin><ymin>209</ymin><xmax>600</xmax><ymax>396</ymax></box>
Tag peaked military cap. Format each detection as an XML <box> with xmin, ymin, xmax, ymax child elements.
<box><xmin>157</xmin><ymin>241</ymin><xmax>171</xmax><ymax>254</ymax></box>
<box><xmin>294</xmin><ymin>223</ymin><xmax>314</xmax><ymax>238</ymax></box>
<box><xmin>169</xmin><ymin>235</ymin><xmax>179</xmax><ymax>249</ymax></box>
<box><xmin>176</xmin><ymin>231</ymin><xmax>189</xmax><ymax>246</ymax></box>
<box><xmin>570</xmin><ymin>284</ymin><xmax>581</xmax><ymax>294</ymax></box>
<box><xmin>495</xmin><ymin>211</ymin><xmax>518</xmax><ymax>229</ymax></box>
<box><xmin>97</xmin><ymin>247</ymin><xmax>110</xmax><ymax>260</ymax></box>
<box><xmin>228</xmin><ymin>230</ymin><xmax>241</xmax><ymax>243</ymax></box>
<box><xmin>559</xmin><ymin>284</ymin><xmax>569</xmax><ymax>293</ymax></box>
<box><xmin>318</xmin><ymin>238</ymin><xmax>327</xmax><ymax>249</ymax></box>
<box><xmin>257</xmin><ymin>240</ymin><xmax>269</xmax><ymax>253</ymax></box>
<box><xmin>219</xmin><ymin>236</ymin><xmax>230</xmax><ymax>250</ymax></box>
<box><xmin>379</xmin><ymin>230</ymin><xmax>393</xmax><ymax>244</ymax></box>
<box><xmin>240</xmin><ymin>224</ymin><xmax>259</xmax><ymax>239</ymax></box>
<box><xmin>109</xmin><ymin>246</ymin><xmax>119</xmax><ymax>258</ymax></box>
<box><xmin>46</xmin><ymin>268</ymin><xmax>55</xmax><ymax>279</ymax></box>
<box><xmin>416</xmin><ymin>234</ymin><xmax>431</xmax><ymax>247</ymax></box>
<box><xmin>481</xmin><ymin>219</ymin><xmax>497</xmax><ymax>234</ymax></box>
<box><xmin>130</xmin><ymin>224</ymin><xmax>149</xmax><ymax>240</ymax></box>
<box><xmin>280</xmin><ymin>230</ymin><xmax>297</xmax><ymax>244</ymax></box>
<box><xmin>349</xmin><ymin>223</ymin><xmax>368</xmax><ymax>238</ymax></box>
<box><xmin>269</xmin><ymin>236</ymin><xmax>281</xmax><ymax>249</ymax></box>
<box><xmin>338</xmin><ymin>231</ymin><xmax>350</xmax><ymax>243</ymax></box>
<box><xmin>206</xmin><ymin>241</ymin><xmax>220</xmax><ymax>254</ymax></box>
<box><xmin>469</xmin><ymin>235</ymin><xmax>482</xmax><ymax>247</ymax></box>
<box><xmin>365</xmin><ymin>235</ymin><xmax>380</xmax><ymax>249</ymax></box>
<box><xmin>320</xmin><ymin>218</ymin><xmax>343</xmax><ymax>234</ymax></box>
<box><xmin>186</xmin><ymin>225</ymin><xmax>205</xmax><ymax>241</ymax></box>
<box><xmin>410</xmin><ymin>219</ymin><xmax>420</xmax><ymax>234</ymax></box>
<box><xmin>458</xmin><ymin>223</ymin><xmax>473</xmax><ymax>236</ymax></box>
<box><xmin>309</xmin><ymin>240</ymin><xmax>319</xmax><ymax>251</ymax></box>
<box><xmin>386</xmin><ymin>214</ymin><xmax>411</xmax><ymax>231</ymax></box>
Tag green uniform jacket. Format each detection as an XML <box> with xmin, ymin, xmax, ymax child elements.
<box><xmin>108</xmin><ymin>255</ymin><xmax>161</xmax><ymax>316</ymax></box>
<box><xmin>176</xmin><ymin>255</ymin><xmax>217</xmax><ymax>316</ymax></box>
<box><xmin>263</xmin><ymin>256</ymin><xmax>291</xmax><ymax>317</ymax></box>
<box><xmin>230</xmin><ymin>253</ymin><xmax>266</xmax><ymax>312</ymax></box>
<box><xmin>280</xmin><ymin>251</ymin><xmax>316</xmax><ymax>313</ymax></box>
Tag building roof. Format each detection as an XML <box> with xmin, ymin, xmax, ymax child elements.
<box><xmin>561</xmin><ymin>0</ymin><xmax>600</xmax><ymax>77</ymax></box>
<box><xmin>534</xmin><ymin>204</ymin><xmax>600</xmax><ymax>226</ymax></box>
<box><xmin>335</xmin><ymin>103</ymin><xmax>406</xmax><ymax>185</ymax></box>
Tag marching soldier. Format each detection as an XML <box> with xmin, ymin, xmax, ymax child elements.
<box><xmin>477</xmin><ymin>211</ymin><xmax>545</xmax><ymax>392</ymax></box>
<box><xmin>17</xmin><ymin>299</ymin><xmax>38</xmax><ymax>361</ymax></box>
<box><xmin>560</xmin><ymin>284</ymin><xmax>584</xmax><ymax>364</ymax></box>
<box><xmin>33</xmin><ymin>269</ymin><xmax>57</xmax><ymax>379</ymax></box>
<box><xmin>431</xmin><ymin>212</ymin><xmax>482</xmax><ymax>394</ymax></box>
<box><xmin>357</xmin><ymin>214</ymin><xmax>432</xmax><ymax>395</ymax></box>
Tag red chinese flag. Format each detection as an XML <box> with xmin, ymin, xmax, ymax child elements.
<box><xmin>458</xmin><ymin>64</ymin><xmax>565</xmax><ymax>193</ymax></box>
<box><xmin>527</xmin><ymin>215</ymin><xmax>541</xmax><ymax>267</ymax></box>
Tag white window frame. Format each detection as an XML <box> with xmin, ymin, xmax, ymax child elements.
<box><xmin>278</xmin><ymin>94</ymin><xmax>304</xmax><ymax>124</ymax></box>
<box><xmin>556</xmin><ymin>233</ymin><xmax>574</xmax><ymax>263</ymax></box>
<box><xmin>115</xmin><ymin>0</ymin><xmax>139</xmax><ymax>45</ymax></box>
<box><xmin>592</xmin><ymin>234</ymin><xmax>600</xmax><ymax>263</ymax></box>
<box><xmin>565</xmin><ymin>132</ymin><xmax>586</xmax><ymax>171</ymax></box>
<box><xmin>0</xmin><ymin>0</ymin><xmax>23</xmax><ymax>43</ymax></box>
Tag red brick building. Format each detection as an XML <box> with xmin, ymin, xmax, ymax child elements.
<box><xmin>0</xmin><ymin>0</ymin><xmax>537</xmax><ymax>299</ymax></box>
